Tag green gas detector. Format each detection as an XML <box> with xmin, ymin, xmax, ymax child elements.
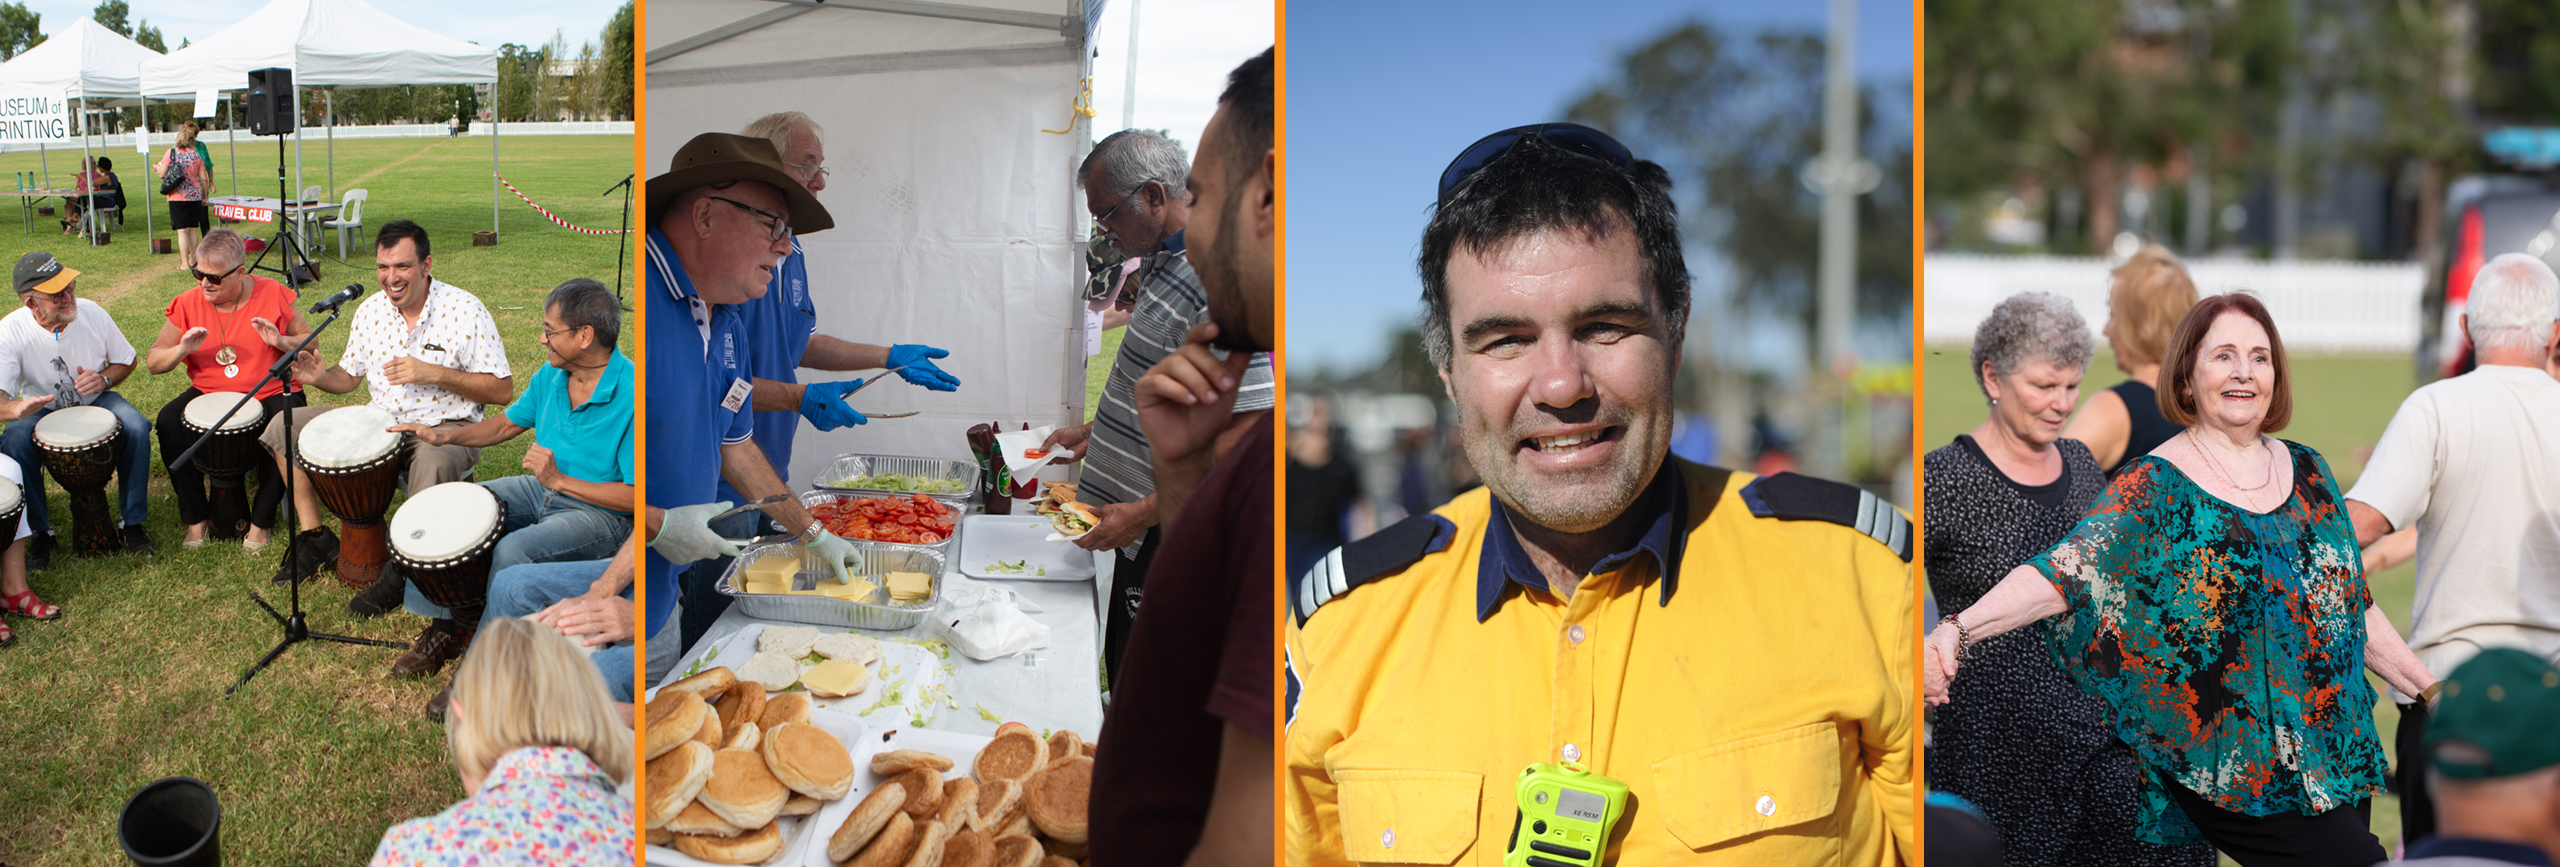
<box><xmin>1503</xmin><ymin>761</ymin><xmax>1628</xmax><ymax>867</ymax></box>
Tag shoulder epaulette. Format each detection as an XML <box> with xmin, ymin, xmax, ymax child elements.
<box><xmin>1738</xmin><ymin>472</ymin><xmax>1911</xmax><ymax>561</ymax></box>
<box><xmin>1292</xmin><ymin>513</ymin><xmax>1457</xmax><ymax>625</ymax></box>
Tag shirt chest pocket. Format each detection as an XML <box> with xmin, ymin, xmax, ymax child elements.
<box><xmin>1649</xmin><ymin>721</ymin><xmax>1845</xmax><ymax>854</ymax></box>
<box><xmin>1335</xmin><ymin>769</ymin><xmax>1480</xmax><ymax>864</ymax></box>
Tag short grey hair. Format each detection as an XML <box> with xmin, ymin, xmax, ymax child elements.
<box><xmin>742</xmin><ymin>112</ymin><xmax>822</xmax><ymax>154</ymax></box>
<box><xmin>1971</xmin><ymin>291</ymin><xmax>2094</xmax><ymax>400</ymax></box>
<box><xmin>2467</xmin><ymin>253</ymin><xmax>2560</xmax><ymax>356</ymax></box>
<box><xmin>197</xmin><ymin>229</ymin><xmax>245</xmax><ymax>268</ymax></box>
<box><xmin>546</xmin><ymin>278</ymin><xmax>620</xmax><ymax>347</ymax></box>
<box><xmin>1078</xmin><ymin>130</ymin><xmax>1190</xmax><ymax>198</ymax></box>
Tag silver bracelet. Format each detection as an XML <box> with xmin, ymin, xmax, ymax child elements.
<box><xmin>796</xmin><ymin>520</ymin><xmax>826</xmax><ymax>545</ymax></box>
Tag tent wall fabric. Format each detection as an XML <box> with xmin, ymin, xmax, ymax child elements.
<box><xmin>0</xmin><ymin>18</ymin><xmax>162</xmax><ymax>101</ymax></box>
<box><xmin>135</xmin><ymin>0</ymin><xmax>495</xmax><ymax>96</ymax></box>
<box><xmin>648</xmin><ymin>0</ymin><xmax>1093</xmax><ymax>487</ymax></box>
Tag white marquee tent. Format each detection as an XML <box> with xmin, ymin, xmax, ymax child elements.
<box><xmin>138</xmin><ymin>0</ymin><xmax>500</xmax><ymax>234</ymax></box>
<box><xmin>648</xmin><ymin>0</ymin><xmax>1106</xmax><ymax>484</ymax></box>
<box><xmin>0</xmin><ymin>19</ymin><xmax>166</xmax><ymax>238</ymax></box>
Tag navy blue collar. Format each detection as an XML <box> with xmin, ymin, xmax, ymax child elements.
<box><xmin>1162</xmin><ymin>230</ymin><xmax>1185</xmax><ymax>255</ymax></box>
<box><xmin>1475</xmin><ymin>460</ymin><xmax>1687</xmax><ymax>622</ymax></box>
<box><xmin>2405</xmin><ymin>837</ymin><xmax>2554</xmax><ymax>865</ymax></box>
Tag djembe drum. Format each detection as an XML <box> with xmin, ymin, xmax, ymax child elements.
<box><xmin>295</xmin><ymin>406</ymin><xmax>407</xmax><ymax>588</ymax></box>
<box><xmin>181</xmin><ymin>392</ymin><xmax>265</xmax><ymax>540</ymax></box>
<box><xmin>0</xmin><ymin>476</ymin><xmax>23</xmax><ymax>548</ymax></box>
<box><xmin>34</xmin><ymin>405</ymin><xmax>121</xmax><ymax>555</ymax></box>
<box><xmin>389</xmin><ymin>482</ymin><xmax>504</xmax><ymax>637</ymax></box>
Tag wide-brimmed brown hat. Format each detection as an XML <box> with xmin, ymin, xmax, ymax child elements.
<box><xmin>648</xmin><ymin>132</ymin><xmax>834</xmax><ymax>234</ymax></box>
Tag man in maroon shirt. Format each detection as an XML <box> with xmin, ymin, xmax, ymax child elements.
<box><xmin>1087</xmin><ymin>46</ymin><xmax>1275</xmax><ymax>866</ymax></box>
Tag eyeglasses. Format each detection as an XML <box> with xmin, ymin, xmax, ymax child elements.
<box><xmin>785</xmin><ymin>160</ymin><xmax>831</xmax><ymax>179</ymax></box>
<box><xmin>1436</xmin><ymin>122</ymin><xmax>1636</xmax><ymax>208</ymax></box>
<box><xmin>190</xmin><ymin>264</ymin><xmax>240</xmax><ymax>285</ymax></box>
<box><xmin>707</xmin><ymin>195</ymin><xmax>790</xmax><ymax>241</ymax></box>
<box><xmin>540</xmin><ymin>323</ymin><xmax>588</xmax><ymax>341</ymax></box>
<box><xmin>1092</xmin><ymin>178</ymin><xmax>1160</xmax><ymax>226</ymax></box>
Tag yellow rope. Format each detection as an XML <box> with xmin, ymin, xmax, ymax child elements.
<box><xmin>1041</xmin><ymin>77</ymin><xmax>1097</xmax><ymax>134</ymax></box>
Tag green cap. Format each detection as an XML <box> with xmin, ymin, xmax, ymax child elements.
<box><xmin>2425</xmin><ymin>647</ymin><xmax>2560</xmax><ymax>779</ymax></box>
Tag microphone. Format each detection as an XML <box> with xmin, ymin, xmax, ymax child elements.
<box><xmin>308</xmin><ymin>283</ymin><xmax>365</xmax><ymax>314</ymax></box>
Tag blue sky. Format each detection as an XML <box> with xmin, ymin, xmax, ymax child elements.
<box><xmin>1284</xmin><ymin>0</ymin><xmax>1913</xmax><ymax>375</ymax></box>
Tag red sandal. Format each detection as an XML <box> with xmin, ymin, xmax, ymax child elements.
<box><xmin>1</xmin><ymin>590</ymin><xmax>59</xmax><ymax>620</ymax></box>
<box><xmin>0</xmin><ymin>620</ymin><xmax>12</xmax><ymax>646</ymax></box>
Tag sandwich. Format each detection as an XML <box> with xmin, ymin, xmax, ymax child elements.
<box><xmin>1048</xmin><ymin>501</ymin><xmax>1098</xmax><ymax>538</ymax></box>
<box><xmin>1033</xmin><ymin>482</ymin><xmax>1078</xmax><ymax>516</ymax></box>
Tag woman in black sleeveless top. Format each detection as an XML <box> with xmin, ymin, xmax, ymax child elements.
<box><xmin>2065</xmin><ymin>244</ymin><xmax>2198</xmax><ymax>476</ymax></box>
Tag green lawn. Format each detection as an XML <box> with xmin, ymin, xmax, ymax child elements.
<box><xmin>0</xmin><ymin>134</ymin><xmax>636</xmax><ymax>866</ymax></box>
<box><xmin>1922</xmin><ymin>345</ymin><xmax>2426</xmax><ymax>855</ymax></box>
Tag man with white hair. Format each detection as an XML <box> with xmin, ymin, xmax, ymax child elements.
<box><xmin>2345</xmin><ymin>251</ymin><xmax>2560</xmax><ymax>843</ymax></box>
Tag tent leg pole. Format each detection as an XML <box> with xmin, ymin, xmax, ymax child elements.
<box><xmin>490</xmin><ymin>112</ymin><xmax>498</xmax><ymax>238</ymax></box>
<box><xmin>326</xmin><ymin>90</ymin><xmax>333</xmax><ymax>199</ymax></box>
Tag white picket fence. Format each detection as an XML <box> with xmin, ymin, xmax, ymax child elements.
<box><xmin>1923</xmin><ymin>254</ymin><xmax>2428</xmax><ymax>353</ymax></box>
<box><xmin>0</xmin><ymin>120</ymin><xmax>631</xmax><ymax>156</ymax></box>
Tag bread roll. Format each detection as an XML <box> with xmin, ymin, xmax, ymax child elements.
<box><xmin>894</xmin><ymin>766</ymin><xmax>945</xmax><ymax>819</ymax></box>
<box><xmin>780</xmin><ymin>794</ymin><xmax>820</xmax><ymax>816</ymax></box>
<box><xmin>643</xmin><ymin>691</ymin><xmax>710</xmax><ymax>760</ymax></box>
<box><xmin>814</xmin><ymin>631</ymin><xmax>883</xmax><ymax>664</ymax></box>
<box><xmin>738</xmin><ymin>651</ymin><xmax>800</xmax><ymax>692</ymax></box>
<box><xmin>656</xmin><ymin>666</ymin><xmax>736</xmax><ymax>703</ymax></box>
<box><xmin>830</xmin><ymin>780</ymin><xmax>909</xmax><ymax>863</ymax></box>
<box><xmin>989</xmin><ymin>834</ymin><xmax>1042</xmax><ymax>867</ymax></box>
<box><xmin>671</xmin><ymin>821</ymin><xmax>781</xmax><ymax>864</ymax></box>
<box><xmin>939</xmin><ymin>829</ymin><xmax>993</xmax><ymax>867</ymax></box>
<box><xmin>645</xmin><ymin>826</ymin><xmax>674</xmax><ymax>847</ymax></box>
<box><xmin>967</xmin><ymin>778</ymin><xmax>1020</xmax><ymax>834</ymax></box>
<box><xmin>1043</xmin><ymin>730</ymin><xmax>1082</xmax><ymax>766</ymax></box>
<box><xmin>873</xmin><ymin>749</ymin><xmax>957</xmax><ymax>775</ymax></box>
<box><xmin>691</xmin><ymin>703</ymin><xmax>722</xmax><ymax>746</ymax></box>
<box><xmin>971</xmin><ymin>728</ymin><xmax>1048</xmax><ymax>786</ymax></box>
<box><xmin>664</xmin><ymin>800</ymin><xmax>745</xmax><ymax>837</ymax></box>
<box><xmin>758</xmin><ymin>691</ymin><xmax>814</xmax><ymax>730</ymax></box>
<box><xmin>698</xmin><ymin>747</ymin><xmax>790</xmax><ymax>829</ymax></box>
<box><xmin>901</xmin><ymin>818</ymin><xmax>949</xmax><ymax>867</ymax></box>
<box><xmin>852</xmin><ymin>812</ymin><xmax>918</xmax><ymax>867</ymax></box>
<box><xmin>1024</xmin><ymin>756</ymin><xmax>1091</xmax><ymax>844</ymax></box>
<box><xmin>936</xmin><ymin>776</ymin><xmax>979</xmax><ymax>831</ymax></box>
<box><xmin>759</xmin><ymin>624</ymin><xmax>821</xmax><ymax>658</ymax></box>
<box><xmin>1038</xmin><ymin>857</ymin><xmax>1075</xmax><ymax>867</ymax></box>
<box><xmin>761</xmin><ymin>721</ymin><xmax>856</xmax><ymax>800</ymax></box>
<box><xmin>720</xmin><ymin>719</ymin><xmax>761</xmax><ymax>752</ymax></box>
<box><xmin>644</xmin><ymin>740</ymin><xmax>716</xmax><ymax>829</ymax></box>
<box><xmin>714</xmin><ymin>679</ymin><xmax>766</xmax><ymax>734</ymax></box>
<box><xmin>1040</xmin><ymin>834</ymin><xmax>1087</xmax><ymax>860</ymax></box>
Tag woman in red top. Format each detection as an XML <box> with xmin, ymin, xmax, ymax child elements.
<box><xmin>143</xmin><ymin>229</ymin><xmax>307</xmax><ymax>548</ymax></box>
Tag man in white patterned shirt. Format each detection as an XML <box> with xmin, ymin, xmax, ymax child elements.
<box><xmin>257</xmin><ymin>220</ymin><xmax>513</xmax><ymax>678</ymax></box>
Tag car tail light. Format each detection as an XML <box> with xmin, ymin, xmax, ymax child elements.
<box><xmin>2443</xmin><ymin>206</ymin><xmax>2484</xmax><ymax>377</ymax></box>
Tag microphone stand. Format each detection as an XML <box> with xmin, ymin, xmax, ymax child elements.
<box><xmin>181</xmin><ymin>297</ymin><xmax>404</xmax><ymax>696</ymax></box>
<box><xmin>606</xmin><ymin>174</ymin><xmax>633</xmax><ymax>301</ymax></box>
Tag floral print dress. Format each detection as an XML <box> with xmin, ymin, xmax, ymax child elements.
<box><xmin>369</xmin><ymin>745</ymin><xmax>632</xmax><ymax>866</ymax></box>
<box><xmin>2026</xmin><ymin>440</ymin><xmax>2386</xmax><ymax>845</ymax></box>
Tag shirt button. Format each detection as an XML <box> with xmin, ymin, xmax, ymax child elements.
<box><xmin>1757</xmin><ymin>795</ymin><xmax>1777</xmax><ymax>816</ymax></box>
<box><xmin>1567</xmin><ymin>625</ymin><xmax>1585</xmax><ymax>643</ymax></box>
<box><xmin>1381</xmin><ymin>829</ymin><xmax>1395</xmax><ymax>848</ymax></box>
<box><xmin>1561</xmin><ymin>743</ymin><xmax>1580</xmax><ymax>762</ymax></box>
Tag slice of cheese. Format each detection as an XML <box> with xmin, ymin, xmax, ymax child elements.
<box><xmin>743</xmin><ymin>580</ymin><xmax>789</xmax><ymax>596</ymax></box>
<box><xmin>884</xmin><ymin>570</ymin><xmax>931</xmax><ymax>603</ymax></box>
<box><xmin>821</xmin><ymin>578</ymin><xmax>880</xmax><ymax>600</ymax></box>
<box><xmin>742</xmin><ymin>553</ymin><xmax>802</xmax><ymax>587</ymax></box>
<box><xmin>799</xmin><ymin>658</ymin><xmax>872</xmax><ymax>697</ymax></box>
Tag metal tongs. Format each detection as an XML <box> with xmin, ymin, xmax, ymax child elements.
<box><xmin>848</xmin><ymin>366</ymin><xmax>920</xmax><ymax>419</ymax></box>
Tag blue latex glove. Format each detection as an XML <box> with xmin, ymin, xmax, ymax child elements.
<box><xmin>886</xmin><ymin>344</ymin><xmax>961</xmax><ymax>392</ymax></box>
<box><xmin>652</xmin><ymin>502</ymin><xmax>742</xmax><ymax>565</ymax></box>
<box><xmin>798</xmin><ymin>379</ymin><xmax>869</xmax><ymax>431</ymax></box>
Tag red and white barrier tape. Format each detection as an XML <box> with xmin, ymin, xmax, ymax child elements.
<box><xmin>493</xmin><ymin>173</ymin><xmax>631</xmax><ymax>235</ymax></box>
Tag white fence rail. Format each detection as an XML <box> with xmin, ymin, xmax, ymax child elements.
<box><xmin>1923</xmin><ymin>254</ymin><xmax>2428</xmax><ymax>353</ymax></box>
<box><xmin>0</xmin><ymin>121</ymin><xmax>631</xmax><ymax>156</ymax></box>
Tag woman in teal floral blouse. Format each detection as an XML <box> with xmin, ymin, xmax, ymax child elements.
<box><xmin>1925</xmin><ymin>293</ymin><xmax>2438</xmax><ymax>867</ymax></box>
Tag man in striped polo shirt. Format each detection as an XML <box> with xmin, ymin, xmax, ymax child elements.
<box><xmin>1043</xmin><ymin>129</ymin><xmax>1272</xmax><ymax>688</ymax></box>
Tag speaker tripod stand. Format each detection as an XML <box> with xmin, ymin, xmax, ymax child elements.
<box><xmin>243</xmin><ymin>135</ymin><xmax>318</xmax><ymax>288</ymax></box>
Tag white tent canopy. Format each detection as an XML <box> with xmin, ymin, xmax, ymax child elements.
<box><xmin>0</xmin><ymin>18</ymin><xmax>162</xmax><ymax>102</ymax></box>
<box><xmin>135</xmin><ymin>0</ymin><xmax>494</xmax><ymax>95</ymax></box>
<box><xmin>647</xmin><ymin>0</ymin><xmax>1096</xmax><ymax>482</ymax></box>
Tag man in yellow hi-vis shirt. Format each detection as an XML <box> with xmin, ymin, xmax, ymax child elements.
<box><xmin>1284</xmin><ymin>123</ymin><xmax>1916</xmax><ymax>866</ymax></box>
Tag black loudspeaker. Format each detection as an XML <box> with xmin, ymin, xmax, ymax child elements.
<box><xmin>247</xmin><ymin>67</ymin><xmax>294</xmax><ymax>136</ymax></box>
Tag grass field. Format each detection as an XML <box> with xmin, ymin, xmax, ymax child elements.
<box><xmin>1923</xmin><ymin>345</ymin><xmax>2427</xmax><ymax>855</ymax></box>
<box><xmin>0</xmin><ymin>133</ymin><xmax>637</xmax><ymax>866</ymax></box>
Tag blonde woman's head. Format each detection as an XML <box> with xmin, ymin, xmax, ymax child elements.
<box><xmin>444</xmin><ymin>617</ymin><xmax>633</xmax><ymax>791</ymax></box>
<box><xmin>176</xmin><ymin>121</ymin><xmax>199</xmax><ymax>147</ymax></box>
<box><xmin>2106</xmin><ymin>244</ymin><xmax>2200</xmax><ymax>371</ymax></box>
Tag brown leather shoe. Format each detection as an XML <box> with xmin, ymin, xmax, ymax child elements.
<box><xmin>388</xmin><ymin>620</ymin><xmax>464</xmax><ymax>679</ymax></box>
<box><xmin>424</xmin><ymin>680</ymin><xmax>452</xmax><ymax>721</ymax></box>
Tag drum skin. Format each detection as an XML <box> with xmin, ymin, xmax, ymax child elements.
<box><xmin>298</xmin><ymin>447</ymin><xmax>408</xmax><ymax>589</ymax></box>
<box><xmin>36</xmin><ymin>411</ymin><xmax>121</xmax><ymax>556</ymax></box>
<box><xmin>182</xmin><ymin>393</ymin><xmax>265</xmax><ymax>539</ymax></box>
<box><xmin>390</xmin><ymin>485</ymin><xmax>506</xmax><ymax>617</ymax></box>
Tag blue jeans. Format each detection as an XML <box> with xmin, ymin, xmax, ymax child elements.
<box><xmin>0</xmin><ymin>392</ymin><xmax>152</xmax><ymax>535</ymax></box>
<box><xmin>406</xmin><ymin>475</ymin><xmax>631</xmax><ymax>619</ymax></box>
<box><xmin>480</xmin><ymin>558</ymin><xmax>673</xmax><ymax>700</ymax></box>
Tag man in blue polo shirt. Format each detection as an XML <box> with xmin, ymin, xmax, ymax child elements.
<box><xmin>668</xmin><ymin>112</ymin><xmax>965</xmax><ymax>654</ymax></box>
<box><xmin>389</xmin><ymin>277</ymin><xmax>636</xmax><ymax>719</ymax></box>
<box><xmin>644</xmin><ymin>132</ymin><xmax>865</xmax><ymax>678</ymax></box>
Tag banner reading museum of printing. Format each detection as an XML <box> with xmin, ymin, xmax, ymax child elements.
<box><xmin>0</xmin><ymin>90</ymin><xmax>71</xmax><ymax>142</ymax></box>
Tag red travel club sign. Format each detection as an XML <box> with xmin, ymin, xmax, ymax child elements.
<box><xmin>208</xmin><ymin>199</ymin><xmax>276</xmax><ymax>223</ymax></box>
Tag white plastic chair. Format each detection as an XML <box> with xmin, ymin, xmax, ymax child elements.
<box><xmin>323</xmin><ymin>189</ymin><xmax>367</xmax><ymax>260</ymax></box>
<box><xmin>298</xmin><ymin>185</ymin><xmax>323</xmax><ymax>203</ymax></box>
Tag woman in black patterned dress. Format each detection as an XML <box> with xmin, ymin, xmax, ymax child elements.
<box><xmin>1926</xmin><ymin>291</ymin><xmax>2215</xmax><ymax>867</ymax></box>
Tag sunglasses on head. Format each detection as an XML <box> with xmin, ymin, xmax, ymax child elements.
<box><xmin>1436</xmin><ymin>122</ymin><xmax>1636</xmax><ymax>208</ymax></box>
